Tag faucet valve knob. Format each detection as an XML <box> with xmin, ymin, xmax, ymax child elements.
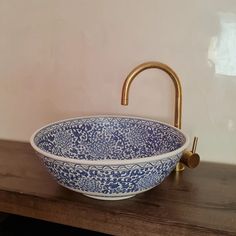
<box><xmin>180</xmin><ymin>137</ymin><xmax>200</xmax><ymax>169</ymax></box>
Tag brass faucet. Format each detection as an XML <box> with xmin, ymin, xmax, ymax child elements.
<box><xmin>121</xmin><ymin>61</ymin><xmax>200</xmax><ymax>171</ymax></box>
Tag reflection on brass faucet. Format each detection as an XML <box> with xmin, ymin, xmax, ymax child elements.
<box><xmin>121</xmin><ymin>61</ymin><xmax>200</xmax><ymax>171</ymax></box>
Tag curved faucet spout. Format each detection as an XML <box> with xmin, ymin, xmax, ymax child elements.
<box><xmin>121</xmin><ymin>61</ymin><xmax>182</xmax><ymax>129</ymax></box>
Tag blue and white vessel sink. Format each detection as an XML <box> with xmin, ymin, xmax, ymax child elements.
<box><xmin>30</xmin><ymin>116</ymin><xmax>189</xmax><ymax>200</ymax></box>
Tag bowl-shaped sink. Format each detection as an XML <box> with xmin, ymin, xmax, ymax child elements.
<box><xmin>30</xmin><ymin>116</ymin><xmax>189</xmax><ymax>200</ymax></box>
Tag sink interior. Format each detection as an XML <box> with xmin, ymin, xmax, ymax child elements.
<box><xmin>33</xmin><ymin>117</ymin><xmax>186</xmax><ymax>161</ymax></box>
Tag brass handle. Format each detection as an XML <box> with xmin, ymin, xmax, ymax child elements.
<box><xmin>180</xmin><ymin>137</ymin><xmax>200</xmax><ymax>169</ymax></box>
<box><xmin>192</xmin><ymin>137</ymin><xmax>198</xmax><ymax>153</ymax></box>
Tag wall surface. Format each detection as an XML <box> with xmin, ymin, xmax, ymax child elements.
<box><xmin>0</xmin><ymin>0</ymin><xmax>236</xmax><ymax>164</ymax></box>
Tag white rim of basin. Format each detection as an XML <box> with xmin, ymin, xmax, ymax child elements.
<box><xmin>30</xmin><ymin>115</ymin><xmax>190</xmax><ymax>165</ymax></box>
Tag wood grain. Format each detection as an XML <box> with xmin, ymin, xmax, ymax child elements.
<box><xmin>0</xmin><ymin>140</ymin><xmax>236</xmax><ymax>236</ymax></box>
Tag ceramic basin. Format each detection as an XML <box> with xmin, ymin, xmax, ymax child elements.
<box><xmin>30</xmin><ymin>116</ymin><xmax>189</xmax><ymax>200</ymax></box>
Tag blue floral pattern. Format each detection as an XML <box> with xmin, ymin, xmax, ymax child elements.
<box><xmin>32</xmin><ymin>116</ymin><xmax>187</xmax><ymax>199</ymax></box>
<box><xmin>41</xmin><ymin>154</ymin><xmax>181</xmax><ymax>196</ymax></box>
<box><xmin>34</xmin><ymin>117</ymin><xmax>185</xmax><ymax>161</ymax></box>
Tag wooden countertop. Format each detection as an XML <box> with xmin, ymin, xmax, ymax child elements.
<box><xmin>0</xmin><ymin>140</ymin><xmax>235</xmax><ymax>236</ymax></box>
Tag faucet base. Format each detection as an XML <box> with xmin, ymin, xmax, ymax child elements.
<box><xmin>175</xmin><ymin>162</ymin><xmax>185</xmax><ymax>172</ymax></box>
